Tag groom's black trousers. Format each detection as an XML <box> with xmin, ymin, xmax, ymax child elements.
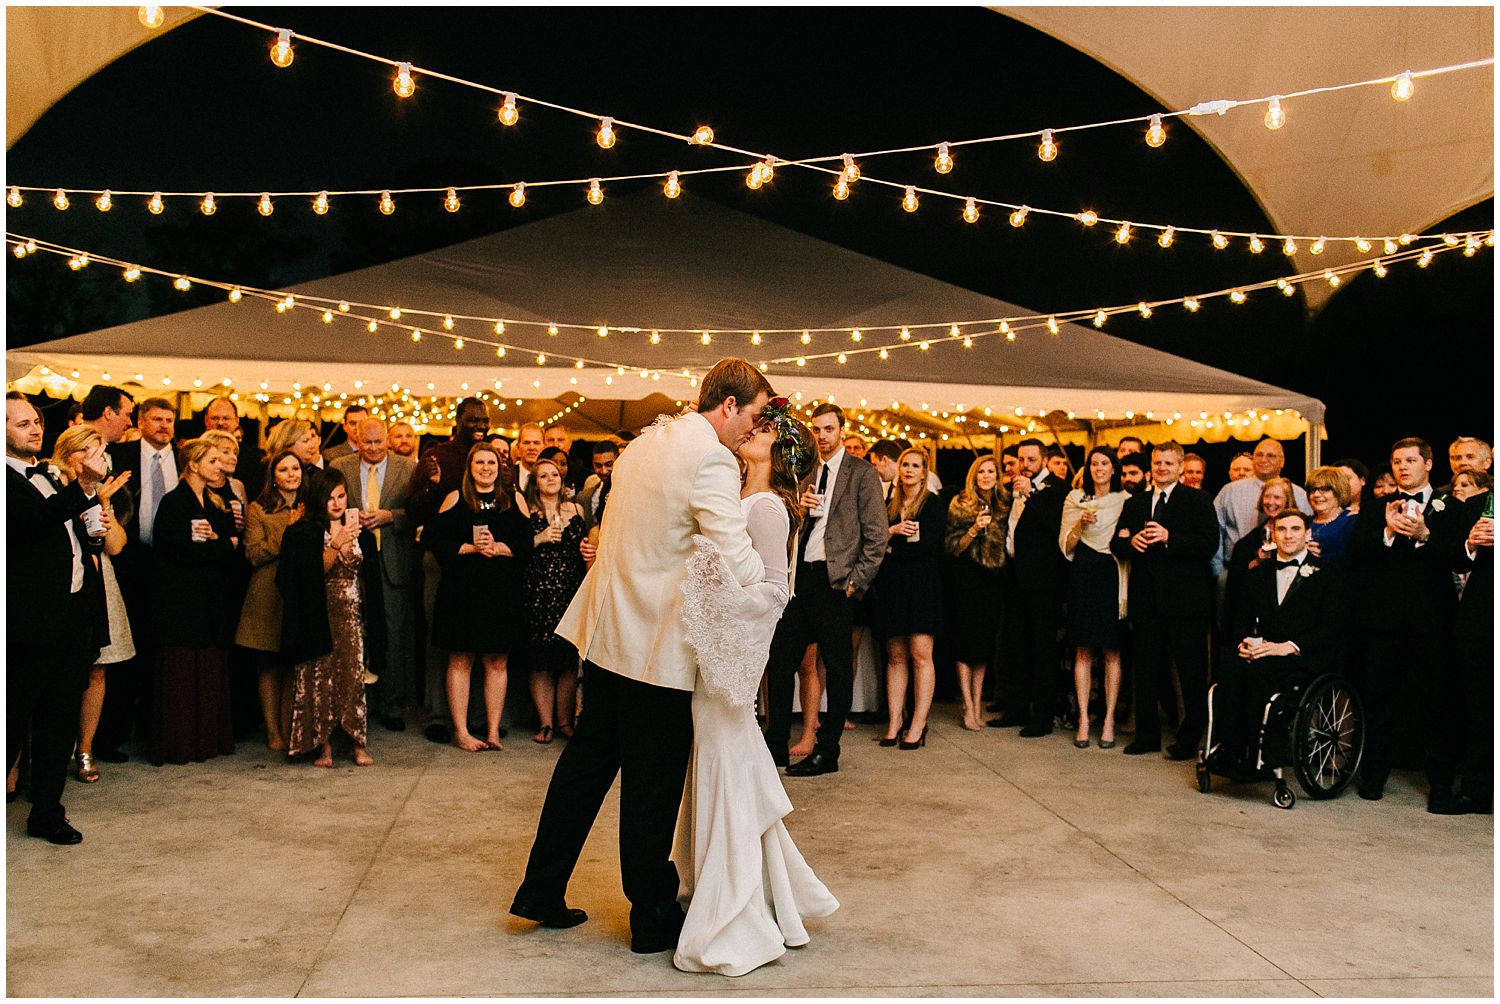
<box><xmin>764</xmin><ymin>561</ymin><xmax>855</xmax><ymax>759</ymax></box>
<box><xmin>515</xmin><ymin>662</ymin><xmax>693</xmax><ymax>925</ymax></box>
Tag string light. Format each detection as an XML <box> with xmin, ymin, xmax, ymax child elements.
<box><xmin>690</xmin><ymin>125</ymin><xmax>715</xmax><ymax>145</ymax></box>
<box><xmin>934</xmin><ymin>142</ymin><xmax>954</xmax><ymax>174</ymax></box>
<box><xmin>257</xmin><ymin>193</ymin><xmax>274</xmax><ymax>216</ymax></box>
<box><xmin>313</xmin><ymin>191</ymin><xmax>329</xmax><ymax>215</ymax></box>
<box><xmin>393</xmin><ymin>62</ymin><xmax>415</xmax><ymax>98</ymax></box>
<box><xmin>1264</xmin><ymin>96</ymin><xmax>1286</xmax><ymax>130</ymax></box>
<box><xmin>52</xmin><ymin>189</ymin><xmax>69</xmax><ymax>211</ymax></box>
<box><xmin>1145</xmin><ymin>114</ymin><xmax>1167</xmax><ymax>148</ymax></box>
<box><xmin>596</xmin><ymin>117</ymin><xmax>617</xmax><ymax>149</ymax></box>
<box><xmin>1093</xmin><ymin>309</ymin><xmax>1107</xmax><ymax>328</ymax></box>
<box><xmin>378</xmin><ymin>190</ymin><xmax>395</xmax><ymax>215</ymax></box>
<box><xmin>663</xmin><ymin>171</ymin><xmax>682</xmax><ymax>199</ymax></box>
<box><xmin>200</xmin><ymin>193</ymin><xmax>217</xmax><ymax>216</ymax></box>
<box><xmin>1046</xmin><ymin>316</ymin><xmax>1060</xmax><ymax>335</ymax></box>
<box><xmin>547</xmin><ymin>323</ymin><xmax>558</xmax><ymax>335</ymax></box>
<box><xmin>1184</xmin><ymin>297</ymin><xmax>1201</xmax><ymax>312</ymax></box>
<box><xmin>901</xmin><ymin>186</ymin><xmax>919</xmax><ymax>213</ymax></box>
<box><xmin>1078</xmin><ymin>210</ymin><xmax>1098</xmax><ymax>227</ymax></box>
<box><xmin>228</xmin><ymin>287</ymin><xmax>243</xmax><ymax>303</ymax></box>
<box><xmin>1229</xmin><ymin>289</ymin><xmax>1247</xmax><ymax>303</ymax></box>
<box><xmin>123</xmin><ymin>266</ymin><xmax>142</xmax><ymax>282</ymax></box>
<box><xmin>597</xmin><ymin>325</ymin><xmax>609</xmax><ymax>338</ymax></box>
<box><xmin>587</xmin><ymin>178</ymin><xmax>604</xmax><ymax>205</ymax></box>
<box><xmin>1114</xmin><ymin>222</ymin><xmax>1132</xmax><ymax>244</ymax></box>
<box><xmin>841</xmin><ymin>154</ymin><xmax>860</xmax><ymax>183</ymax></box>
<box><xmin>1372</xmin><ymin>260</ymin><xmax>1388</xmax><ymax>278</ymax></box>
<box><xmin>495</xmin><ymin>321</ymin><xmax>506</xmax><ymax>334</ymax></box>
<box><xmin>1037</xmin><ymin>129</ymin><xmax>1058</xmax><ymax>162</ymax></box>
<box><xmin>1137</xmin><ymin>302</ymin><xmax>1153</xmax><ymax>318</ymax></box>
<box><xmin>832</xmin><ymin>177</ymin><xmax>851</xmax><ymax>201</ymax></box>
<box><xmin>1282</xmin><ymin>237</ymin><xmax>1298</xmax><ymax>256</ymax></box>
<box><xmin>1323</xmin><ymin>271</ymin><xmax>1341</xmax><ymax>287</ymax></box>
<box><xmin>509</xmin><ymin>183</ymin><xmax>526</xmax><ymax>208</ymax></box>
<box><xmin>270</xmin><ymin>29</ymin><xmax>294</xmax><ymax>68</ymax></box>
<box><xmin>1248</xmin><ymin>235</ymin><xmax>1265</xmax><ymax>254</ymax></box>
<box><xmin>497</xmin><ymin>92</ymin><xmax>519</xmax><ymax>126</ymax></box>
<box><xmin>6</xmin><ymin>187</ymin><xmax>20</xmax><ymax>208</ymax></box>
<box><xmin>1211</xmin><ymin>230</ymin><xmax>1228</xmax><ymax>249</ymax></box>
<box><xmin>1355</xmin><ymin>237</ymin><xmax>1371</xmax><ymax>253</ymax></box>
<box><xmin>138</xmin><ymin>6</ymin><xmax>164</xmax><ymax>29</ymax></box>
<box><xmin>1418</xmin><ymin>249</ymin><xmax>1434</xmax><ymax>267</ymax></box>
<box><xmin>95</xmin><ymin>190</ymin><xmax>113</xmax><ymax>212</ymax></box>
<box><xmin>173</xmin><ymin>275</ymin><xmax>191</xmax><ymax>291</ymax></box>
<box><xmin>1009</xmin><ymin>206</ymin><xmax>1029</xmax><ymax>228</ymax></box>
<box><xmin>801</xmin><ymin>330</ymin><xmax>812</xmax><ymax>345</ymax></box>
<box><xmin>1391</xmin><ymin>71</ymin><xmax>1415</xmax><ymax>102</ymax></box>
<box><xmin>1158</xmin><ymin>226</ymin><xmax>1175</xmax><ymax>248</ymax></box>
<box><xmin>962</xmin><ymin>198</ymin><xmax>979</xmax><ymax>224</ymax></box>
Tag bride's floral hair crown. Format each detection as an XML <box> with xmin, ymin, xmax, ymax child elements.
<box><xmin>760</xmin><ymin>396</ymin><xmax>812</xmax><ymax>477</ymax></box>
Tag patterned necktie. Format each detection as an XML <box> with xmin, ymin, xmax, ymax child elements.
<box><xmin>143</xmin><ymin>452</ymin><xmax>166</xmax><ymax>546</ymax></box>
<box><xmin>365</xmin><ymin>463</ymin><xmax>381</xmax><ymax>550</ymax></box>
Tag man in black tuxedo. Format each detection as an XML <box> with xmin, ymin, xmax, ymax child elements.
<box><xmin>1440</xmin><ymin>492</ymin><xmax>1494</xmax><ymax>814</ymax></box>
<box><xmin>1110</xmin><ymin>441</ymin><xmax>1219</xmax><ymax>759</ymax></box>
<box><xmin>6</xmin><ymin>393</ymin><xmax>111</xmax><ymax>843</ymax></box>
<box><xmin>767</xmin><ymin>404</ymin><xmax>888</xmax><ymax>776</ymax></box>
<box><xmin>988</xmin><ymin>438</ymin><xmax>1069</xmax><ymax>735</ymax></box>
<box><xmin>1210</xmin><ymin>510</ymin><xmax>1344</xmax><ymax>762</ymax></box>
<box><xmin>1347</xmin><ymin>437</ymin><xmax>1463</xmax><ymax>804</ymax></box>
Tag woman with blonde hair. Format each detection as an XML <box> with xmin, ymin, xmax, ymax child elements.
<box><xmin>875</xmin><ymin>448</ymin><xmax>946</xmax><ymax>749</ymax></box>
<box><xmin>1304</xmin><ymin>466</ymin><xmax>1357</xmax><ymax>567</ymax></box>
<box><xmin>944</xmin><ymin>455</ymin><xmax>1008</xmax><ymax>731</ymax></box>
<box><xmin>149</xmin><ymin>438</ymin><xmax>238</xmax><ymax>765</ymax></box>
<box><xmin>267</xmin><ymin>418</ymin><xmax>323</xmax><ymax>482</ymax></box>
<box><xmin>47</xmin><ymin>426</ymin><xmax>134</xmax><ymax>782</ymax></box>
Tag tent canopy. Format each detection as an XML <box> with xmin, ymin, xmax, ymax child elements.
<box><xmin>8</xmin><ymin>190</ymin><xmax>1323</xmax><ymax>448</ymax></box>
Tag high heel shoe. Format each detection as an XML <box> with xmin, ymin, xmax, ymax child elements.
<box><xmin>1074</xmin><ymin>722</ymin><xmax>1091</xmax><ymax>748</ymax></box>
<box><xmin>878</xmin><ymin>729</ymin><xmax>902</xmax><ymax>748</ymax></box>
<box><xmin>75</xmin><ymin>752</ymin><xmax>100</xmax><ymax>783</ymax></box>
<box><xmin>898</xmin><ymin>726</ymin><xmax>928</xmax><ymax>750</ymax></box>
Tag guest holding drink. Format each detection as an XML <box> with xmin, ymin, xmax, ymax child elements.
<box><xmin>1305</xmin><ymin>466</ymin><xmax>1357</xmax><ymax>567</ymax></box>
<box><xmin>1059</xmin><ymin>447</ymin><xmax>1131</xmax><ymax>748</ymax></box>
<box><xmin>877</xmin><ymin>449</ymin><xmax>946</xmax><ymax>749</ymax></box>
<box><xmin>277</xmin><ymin>469</ymin><xmax>374</xmax><ymax>767</ymax></box>
<box><xmin>428</xmin><ymin>442</ymin><xmax>533</xmax><ymax>751</ymax></box>
<box><xmin>523</xmin><ymin>457</ymin><xmax>587</xmax><ymax>743</ymax></box>
<box><xmin>235</xmin><ymin>449</ymin><xmax>304</xmax><ymax>750</ymax></box>
<box><xmin>148</xmin><ymin>439</ymin><xmax>238</xmax><ymax>766</ymax></box>
<box><xmin>944</xmin><ymin>456</ymin><xmax>1008</xmax><ymax>731</ymax></box>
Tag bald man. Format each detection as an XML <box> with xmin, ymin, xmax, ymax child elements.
<box><xmin>1211</xmin><ymin>438</ymin><xmax>1310</xmax><ymax>577</ymax></box>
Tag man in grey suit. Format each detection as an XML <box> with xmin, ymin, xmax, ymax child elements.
<box><xmin>333</xmin><ymin>419</ymin><xmax>417</xmax><ymax>731</ymax></box>
<box><xmin>322</xmin><ymin>404</ymin><xmax>370</xmax><ymax>464</ymax></box>
<box><xmin>766</xmin><ymin>403</ymin><xmax>889</xmax><ymax>776</ymax></box>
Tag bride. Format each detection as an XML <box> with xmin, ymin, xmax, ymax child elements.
<box><xmin>673</xmin><ymin>398</ymin><xmax>839</xmax><ymax>977</ymax></box>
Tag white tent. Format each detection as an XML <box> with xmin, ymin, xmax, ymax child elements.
<box><xmin>7</xmin><ymin>191</ymin><xmax>1324</xmax><ymax>455</ymax></box>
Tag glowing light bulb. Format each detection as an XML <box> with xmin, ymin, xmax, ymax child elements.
<box><xmin>308</xmin><ymin>191</ymin><xmax>327</xmax><ymax>215</ymax></box>
<box><xmin>498</xmin><ymin>92</ymin><xmax>519</xmax><ymax>126</ymax></box>
<box><xmin>1078</xmin><ymin>210</ymin><xmax>1098</xmax><ymax>227</ymax></box>
<box><xmin>322</xmin><ymin>310</ymin><xmax>334</xmax><ymax>324</ymax></box>
<box><xmin>832</xmin><ymin>178</ymin><xmax>850</xmax><ymax>201</ymax></box>
<box><xmin>853</xmin><ymin>329</ymin><xmax>864</xmax><ymax>342</ymax></box>
<box><xmin>919</xmin><ymin>341</ymin><xmax>930</xmax><ymax>351</ymax></box>
<box><xmin>1281</xmin><ymin>283</ymin><xmax>1296</xmax><ymax>297</ymax></box>
<box><xmin>901</xmin><ymin>186</ymin><xmax>919</xmax><ymax>213</ymax></box>
<box><xmin>508</xmin><ymin>183</ymin><xmax>526</xmax><ymax>208</ymax></box>
<box><xmin>495</xmin><ymin>321</ymin><xmax>506</xmax><ymax>335</ymax></box>
<box><xmin>879</xmin><ymin>348</ymin><xmax>889</xmax><ymax>360</ymax></box>
<box><xmin>123</xmin><ymin>266</ymin><xmax>141</xmax><ymax>282</ymax></box>
<box><xmin>393</xmin><ymin>62</ymin><xmax>415</xmax><ymax>98</ymax></box>
<box><xmin>1184</xmin><ymin>297</ymin><xmax>1200</xmax><ymax>312</ymax></box>
<box><xmin>1310</xmin><ymin>237</ymin><xmax>1326</xmax><ymax>255</ymax></box>
<box><xmin>174</xmin><ymin>275</ymin><xmax>191</xmax><ymax>291</ymax></box>
<box><xmin>257</xmin><ymin>193</ymin><xmax>274</xmax><ymax>216</ymax></box>
<box><xmin>1417</xmin><ymin>249</ymin><xmax>1433</xmax><ymax>268</ymax></box>
<box><xmin>6</xmin><ymin>187</ymin><xmax>20</xmax><ymax>207</ymax></box>
<box><xmin>587</xmin><ymin>179</ymin><xmax>604</xmax><ymax>205</ymax></box>
<box><xmin>700</xmin><ymin>332</ymin><xmax>712</xmax><ymax>345</ymax></box>
<box><xmin>841</xmin><ymin>154</ymin><xmax>860</xmax><ymax>183</ymax></box>
<box><xmin>1037</xmin><ymin>129</ymin><xmax>1058</xmax><ymax>162</ymax></box>
<box><xmin>138</xmin><ymin>5</ymin><xmax>165</xmax><ymax>29</ymax></box>
<box><xmin>1324</xmin><ymin>271</ymin><xmax>1340</xmax><ymax>287</ymax></box>
<box><xmin>389</xmin><ymin>307</ymin><xmax>402</xmax><ymax>320</ymax></box>
<box><xmin>650</xmin><ymin>331</ymin><xmax>661</xmax><ymax>344</ymax></box>
<box><xmin>270</xmin><ymin>29</ymin><xmax>294</xmax><ymax>68</ymax></box>
<box><xmin>1046</xmin><ymin>316</ymin><xmax>1059</xmax><ymax>335</ymax></box>
<box><xmin>536</xmin><ymin>353</ymin><xmax>547</xmax><ymax>365</ymax></box>
<box><xmin>1115</xmin><ymin>222</ymin><xmax>1132</xmax><ymax>244</ymax></box>
<box><xmin>1442</xmin><ymin>233</ymin><xmax>1459</xmax><ymax>246</ymax></box>
<box><xmin>596</xmin><ymin>116</ymin><xmax>616</xmax><ymax>149</ymax></box>
<box><xmin>366</xmin><ymin>320</ymin><xmax>377</xmax><ymax>333</ymax></box>
<box><xmin>1248</xmin><ymin>235</ymin><xmax>1264</xmax><ymax>254</ymax></box>
<box><xmin>801</xmin><ymin>331</ymin><xmax>812</xmax><ymax>345</ymax></box>
<box><xmin>1276</xmin><ymin>278</ymin><xmax>1290</xmax><ymax>291</ymax></box>
<box><xmin>1264</xmin><ymin>96</ymin><xmax>1286</xmax><ymax>130</ymax></box>
<box><xmin>1093</xmin><ymin>310</ymin><xmax>1107</xmax><ymax>328</ymax></box>
<box><xmin>597</xmin><ymin>325</ymin><xmax>609</xmax><ymax>338</ymax></box>
<box><xmin>1391</xmin><ymin>71</ymin><xmax>1414</xmax><ymax>102</ymax></box>
<box><xmin>378</xmin><ymin>191</ymin><xmax>395</xmax><ymax>215</ymax></box>
<box><xmin>229</xmin><ymin>287</ymin><xmax>243</xmax><ymax>303</ymax></box>
<box><xmin>934</xmin><ymin>142</ymin><xmax>953</xmax><ymax>174</ymax></box>
<box><xmin>690</xmin><ymin>124</ymin><xmax>715</xmax><ymax>145</ymax></box>
<box><xmin>750</xmin><ymin>331</ymin><xmax>762</xmax><ymax>346</ymax></box>
<box><xmin>745</xmin><ymin>167</ymin><xmax>763</xmax><ymax>190</ymax></box>
<box><xmin>1138</xmin><ymin>302</ymin><xmax>1153</xmax><ymax>318</ymax></box>
<box><xmin>837</xmin><ymin>353</ymin><xmax>848</xmax><ymax>364</ymax></box>
<box><xmin>1211</xmin><ymin>230</ymin><xmax>1228</xmax><ymax>249</ymax></box>
<box><xmin>663</xmin><ymin>171</ymin><xmax>682</xmax><ymax>199</ymax></box>
<box><xmin>496</xmin><ymin>346</ymin><xmax>507</xmax><ymax>358</ymax></box>
<box><xmin>1282</xmin><ymin>237</ymin><xmax>1297</xmax><ymax>256</ymax></box>
<box><xmin>547</xmin><ymin>323</ymin><xmax>558</xmax><ymax>336</ymax></box>
<box><xmin>963</xmin><ymin>197</ymin><xmax>979</xmax><ymax>223</ymax></box>
<box><xmin>145</xmin><ymin>191</ymin><xmax>165</xmax><ymax>214</ymax></box>
<box><xmin>442</xmin><ymin>316</ymin><xmax>455</xmax><ymax>331</ymax></box>
<box><xmin>1383</xmin><ymin>238</ymin><xmax>1398</xmax><ymax>254</ymax></box>
<box><xmin>440</xmin><ymin>187</ymin><xmax>460</xmax><ymax>213</ymax></box>
<box><xmin>1158</xmin><ymin>226</ymin><xmax>1175</xmax><ymax>248</ymax></box>
<box><xmin>1355</xmin><ymin>237</ymin><xmax>1371</xmax><ymax>253</ymax></box>
<box><xmin>96</xmin><ymin>190</ymin><xmax>113</xmax><ymax>212</ymax></box>
<box><xmin>337</xmin><ymin>302</ymin><xmax>349</xmax><ymax>312</ymax></box>
<box><xmin>200</xmin><ymin>193</ymin><xmax>217</xmax><ymax>216</ymax></box>
<box><xmin>1400</xmin><ymin>233</ymin><xmax>1415</xmax><ymax>245</ymax></box>
<box><xmin>1145</xmin><ymin>114</ymin><xmax>1166</xmax><ymax>148</ymax></box>
<box><xmin>1229</xmin><ymin>289</ymin><xmax>1246</xmax><ymax>304</ymax></box>
<box><xmin>410</xmin><ymin>330</ymin><xmax>421</xmax><ymax>342</ymax></box>
<box><xmin>11</xmin><ymin>243</ymin><xmax>27</xmax><ymax>259</ymax></box>
<box><xmin>53</xmin><ymin>189</ymin><xmax>70</xmax><ymax>211</ymax></box>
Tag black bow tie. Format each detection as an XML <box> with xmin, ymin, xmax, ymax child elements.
<box><xmin>1397</xmin><ymin>492</ymin><xmax>1423</xmax><ymax>503</ymax></box>
<box><xmin>1275</xmin><ymin>559</ymin><xmax>1303</xmax><ymax>571</ymax></box>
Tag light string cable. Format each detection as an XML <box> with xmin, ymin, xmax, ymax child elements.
<box><xmin>8</xmin><ymin>230</ymin><xmax>1489</xmax><ymax>369</ymax></box>
<box><xmin>14</xmin><ymin>7</ymin><xmax>1490</xmax><ymax>248</ymax></box>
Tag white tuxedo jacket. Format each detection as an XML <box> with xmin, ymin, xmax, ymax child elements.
<box><xmin>555</xmin><ymin>411</ymin><xmax>764</xmax><ymax>691</ymax></box>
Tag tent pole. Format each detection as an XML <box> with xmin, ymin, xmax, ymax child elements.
<box><xmin>1305</xmin><ymin>422</ymin><xmax>1323</xmax><ymax>472</ymax></box>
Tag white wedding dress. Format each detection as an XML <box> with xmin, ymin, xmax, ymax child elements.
<box><xmin>673</xmin><ymin>491</ymin><xmax>839</xmax><ymax>977</ymax></box>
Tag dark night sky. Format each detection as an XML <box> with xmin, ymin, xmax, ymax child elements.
<box><xmin>6</xmin><ymin>7</ymin><xmax>1493</xmax><ymax>481</ymax></box>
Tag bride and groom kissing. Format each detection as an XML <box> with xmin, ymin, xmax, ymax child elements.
<box><xmin>508</xmin><ymin>358</ymin><xmax>838</xmax><ymax>977</ymax></box>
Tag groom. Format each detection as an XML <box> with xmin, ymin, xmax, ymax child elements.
<box><xmin>511</xmin><ymin>358</ymin><xmax>773</xmax><ymax>953</ymax></box>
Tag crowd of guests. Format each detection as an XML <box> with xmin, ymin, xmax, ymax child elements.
<box><xmin>6</xmin><ymin>381</ymin><xmax>1493</xmax><ymax>845</ymax></box>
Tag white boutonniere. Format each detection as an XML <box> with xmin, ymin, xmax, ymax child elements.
<box><xmin>1298</xmin><ymin>563</ymin><xmax>1317</xmax><ymax>579</ymax></box>
<box><xmin>1430</xmin><ymin>497</ymin><xmax>1445</xmax><ymax>512</ymax></box>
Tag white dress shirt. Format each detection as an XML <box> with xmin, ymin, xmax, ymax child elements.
<box><xmin>1275</xmin><ymin>547</ymin><xmax>1310</xmax><ymax>604</ymax></box>
<box><xmin>139</xmin><ymin>439</ymin><xmax>178</xmax><ymax>546</ymax></box>
<box><xmin>1383</xmin><ymin>482</ymin><xmax>1433</xmax><ymax>547</ymax></box>
<box><xmin>802</xmin><ymin>447</ymin><xmax>846</xmax><ymax>563</ymax></box>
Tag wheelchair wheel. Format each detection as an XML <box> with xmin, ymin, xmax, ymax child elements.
<box><xmin>1292</xmin><ymin>675</ymin><xmax>1365</xmax><ymax>799</ymax></box>
<box><xmin>1272</xmin><ymin>782</ymin><xmax>1296</xmax><ymax>809</ymax></box>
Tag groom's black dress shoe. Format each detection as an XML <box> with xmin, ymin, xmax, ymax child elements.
<box><xmin>509</xmin><ymin>895</ymin><xmax>588</xmax><ymax>929</ymax></box>
<box><xmin>27</xmin><ymin>817</ymin><xmax>83</xmax><ymax>845</ymax></box>
<box><xmin>785</xmin><ymin>750</ymin><xmax>838</xmax><ymax>777</ymax></box>
<box><xmin>630</xmin><ymin>903</ymin><xmax>685</xmax><ymax>954</ymax></box>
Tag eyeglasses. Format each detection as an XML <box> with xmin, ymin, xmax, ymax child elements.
<box><xmin>1307</xmin><ymin>485</ymin><xmax>1333</xmax><ymax>493</ymax></box>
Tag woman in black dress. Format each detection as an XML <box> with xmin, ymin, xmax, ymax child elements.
<box><xmin>149</xmin><ymin>438</ymin><xmax>239</xmax><ymax>766</ymax></box>
<box><xmin>429</xmin><ymin>442</ymin><xmax>532</xmax><ymax>751</ymax></box>
<box><xmin>1060</xmin><ymin>447</ymin><xmax>1130</xmax><ymax>748</ymax></box>
<box><xmin>876</xmin><ymin>448</ymin><xmax>946</xmax><ymax>750</ymax></box>
<box><xmin>522</xmin><ymin>457</ymin><xmax>588</xmax><ymax>743</ymax></box>
<box><xmin>944</xmin><ymin>455</ymin><xmax>1008</xmax><ymax>731</ymax></box>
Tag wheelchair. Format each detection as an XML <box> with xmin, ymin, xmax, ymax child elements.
<box><xmin>1195</xmin><ymin>673</ymin><xmax>1365</xmax><ymax>809</ymax></box>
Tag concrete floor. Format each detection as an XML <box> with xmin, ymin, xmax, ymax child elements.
<box><xmin>6</xmin><ymin>706</ymin><xmax>1492</xmax><ymax>998</ymax></box>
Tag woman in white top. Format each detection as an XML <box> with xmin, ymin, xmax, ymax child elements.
<box><xmin>1059</xmin><ymin>447</ymin><xmax>1130</xmax><ymax>749</ymax></box>
<box><xmin>675</xmin><ymin>401</ymin><xmax>838</xmax><ymax>977</ymax></box>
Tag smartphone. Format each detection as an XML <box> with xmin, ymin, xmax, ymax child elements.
<box><xmin>343</xmin><ymin>509</ymin><xmax>361</xmax><ymax>534</ymax></box>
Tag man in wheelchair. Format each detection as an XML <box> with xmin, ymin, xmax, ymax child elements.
<box><xmin>1207</xmin><ymin>510</ymin><xmax>1345</xmax><ymax>774</ymax></box>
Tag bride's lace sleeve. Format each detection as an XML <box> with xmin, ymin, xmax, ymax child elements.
<box><xmin>680</xmin><ymin>496</ymin><xmax>791</xmax><ymax>706</ymax></box>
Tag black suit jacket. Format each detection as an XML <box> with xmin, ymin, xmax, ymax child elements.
<box><xmin>6</xmin><ymin>465</ymin><xmax>98</xmax><ymax>636</ymax></box>
<box><xmin>1230</xmin><ymin>557</ymin><xmax>1345</xmax><ymax>674</ymax></box>
<box><xmin>1347</xmin><ymin>488</ymin><xmax>1461</xmax><ymax>632</ymax></box>
<box><xmin>1110</xmin><ymin>482</ymin><xmax>1219</xmax><ymax>619</ymax></box>
<box><xmin>1009</xmin><ymin>472</ymin><xmax>1070</xmax><ymax>592</ymax></box>
<box><xmin>1452</xmin><ymin>493</ymin><xmax>1492</xmax><ymax>648</ymax></box>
